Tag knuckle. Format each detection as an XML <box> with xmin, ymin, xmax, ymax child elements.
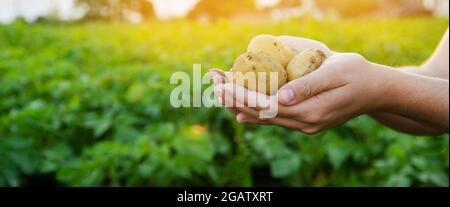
<box><xmin>296</xmin><ymin>83</ymin><xmax>312</xmax><ymax>100</ymax></box>
<box><xmin>348</xmin><ymin>52</ymin><xmax>365</xmax><ymax>60</ymax></box>
<box><xmin>334</xmin><ymin>62</ymin><xmax>349</xmax><ymax>73</ymax></box>
<box><xmin>346</xmin><ymin>53</ymin><xmax>367</xmax><ymax>65</ymax></box>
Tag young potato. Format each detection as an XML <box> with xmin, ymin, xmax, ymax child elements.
<box><xmin>247</xmin><ymin>34</ymin><xmax>297</xmax><ymax>68</ymax></box>
<box><xmin>231</xmin><ymin>52</ymin><xmax>287</xmax><ymax>95</ymax></box>
<box><xmin>286</xmin><ymin>48</ymin><xmax>327</xmax><ymax>81</ymax></box>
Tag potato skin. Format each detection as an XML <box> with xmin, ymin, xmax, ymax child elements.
<box><xmin>247</xmin><ymin>34</ymin><xmax>297</xmax><ymax>68</ymax></box>
<box><xmin>286</xmin><ymin>48</ymin><xmax>327</xmax><ymax>81</ymax></box>
<box><xmin>231</xmin><ymin>52</ymin><xmax>287</xmax><ymax>95</ymax></box>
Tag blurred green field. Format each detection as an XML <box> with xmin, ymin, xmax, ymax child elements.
<box><xmin>0</xmin><ymin>17</ymin><xmax>448</xmax><ymax>187</ymax></box>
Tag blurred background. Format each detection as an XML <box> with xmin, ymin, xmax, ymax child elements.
<box><xmin>0</xmin><ymin>0</ymin><xmax>448</xmax><ymax>187</ymax></box>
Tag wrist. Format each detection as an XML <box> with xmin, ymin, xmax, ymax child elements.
<box><xmin>367</xmin><ymin>62</ymin><xmax>397</xmax><ymax>112</ymax></box>
<box><xmin>374</xmin><ymin>65</ymin><xmax>427</xmax><ymax>114</ymax></box>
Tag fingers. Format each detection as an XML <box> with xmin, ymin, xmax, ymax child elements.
<box><xmin>211</xmin><ymin>73</ymin><xmax>314</xmax><ymax>119</ymax></box>
<box><xmin>236</xmin><ymin>113</ymin><xmax>273</xmax><ymax>124</ymax></box>
<box><xmin>208</xmin><ymin>68</ymin><xmax>226</xmax><ymax>77</ymax></box>
<box><xmin>222</xmin><ymin>83</ymin><xmax>274</xmax><ymax>109</ymax></box>
<box><xmin>207</xmin><ymin>68</ymin><xmax>227</xmax><ymax>84</ymax></box>
<box><xmin>278</xmin><ymin>86</ymin><xmax>354</xmax><ymax>124</ymax></box>
<box><xmin>278</xmin><ymin>36</ymin><xmax>333</xmax><ymax>56</ymax></box>
<box><xmin>214</xmin><ymin>83</ymin><xmax>259</xmax><ymax>117</ymax></box>
<box><xmin>237</xmin><ymin>88</ymin><xmax>356</xmax><ymax>134</ymax></box>
<box><xmin>220</xmin><ymin>83</ymin><xmax>288</xmax><ymax>120</ymax></box>
<box><xmin>236</xmin><ymin>113</ymin><xmax>259</xmax><ymax>123</ymax></box>
<box><xmin>227</xmin><ymin>107</ymin><xmax>240</xmax><ymax>116</ymax></box>
<box><xmin>209</xmin><ymin>69</ymin><xmax>242</xmax><ymax>117</ymax></box>
<box><xmin>277</xmin><ymin>61</ymin><xmax>345</xmax><ymax>106</ymax></box>
<box><xmin>236</xmin><ymin>113</ymin><xmax>314</xmax><ymax>133</ymax></box>
<box><xmin>276</xmin><ymin>74</ymin><xmax>325</xmax><ymax>106</ymax></box>
<box><xmin>212</xmin><ymin>72</ymin><xmax>264</xmax><ymax>118</ymax></box>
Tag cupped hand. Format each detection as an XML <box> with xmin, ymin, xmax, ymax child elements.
<box><xmin>208</xmin><ymin>36</ymin><xmax>388</xmax><ymax>134</ymax></box>
<box><xmin>207</xmin><ymin>36</ymin><xmax>333</xmax><ymax>115</ymax></box>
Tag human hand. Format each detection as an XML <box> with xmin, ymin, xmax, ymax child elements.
<box><xmin>240</xmin><ymin>52</ymin><xmax>390</xmax><ymax>133</ymax></box>
<box><xmin>207</xmin><ymin>36</ymin><xmax>334</xmax><ymax>117</ymax></box>
<box><xmin>209</xmin><ymin>36</ymin><xmax>389</xmax><ymax>134</ymax></box>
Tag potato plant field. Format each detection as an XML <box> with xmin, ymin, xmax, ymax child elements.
<box><xmin>0</xmin><ymin>18</ymin><xmax>448</xmax><ymax>186</ymax></box>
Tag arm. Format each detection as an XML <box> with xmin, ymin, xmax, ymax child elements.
<box><xmin>370</xmin><ymin>112</ymin><xmax>445</xmax><ymax>136</ymax></box>
<box><xmin>369</xmin><ymin>30</ymin><xmax>449</xmax><ymax>135</ymax></box>
<box><xmin>422</xmin><ymin>29</ymin><xmax>449</xmax><ymax>79</ymax></box>
<box><xmin>209</xmin><ymin>34</ymin><xmax>449</xmax><ymax>135</ymax></box>
<box><xmin>376</xmin><ymin>65</ymin><xmax>449</xmax><ymax>132</ymax></box>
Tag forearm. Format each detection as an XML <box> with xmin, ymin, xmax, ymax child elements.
<box><xmin>368</xmin><ymin>65</ymin><xmax>447</xmax><ymax>135</ymax></box>
<box><xmin>397</xmin><ymin>65</ymin><xmax>448</xmax><ymax>79</ymax></box>
<box><xmin>370</xmin><ymin>112</ymin><xmax>445</xmax><ymax>136</ymax></box>
<box><xmin>378</xmin><ymin>65</ymin><xmax>449</xmax><ymax>131</ymax></box>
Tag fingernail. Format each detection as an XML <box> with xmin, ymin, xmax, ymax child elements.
<box><xmin>237</xmin><ymin>118</ymin><xmax>247</xmax><ymax>124</ymax></box>
<box><xmin>279</xmin><ymin>88</ymin><xmax>295</xmax><ymax>104</ymax></box>
<box><xmin>237</xmin><ymin>114</ymin><xmax>250</xmax><ymax>123</ymax></box>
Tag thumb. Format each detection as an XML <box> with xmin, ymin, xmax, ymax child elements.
<box><xmin>277</xmin><ymin>66</ymin><xmax>335</xmax><ymax>106</ymax></box>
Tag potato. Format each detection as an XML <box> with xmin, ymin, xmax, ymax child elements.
<box><xmin>247</xmin><ymin>34</ymin><xmax>297</xmax><ymax>68</ymax></box>
<box><xmin>286</xmin><ymin>48</ymin><xmax>327</xmax><ymax>81</ymax></box>
<box><xmin>231</xmin><ymin>52</ymin><xmax>287</xmax><ymax>95</ymax></box>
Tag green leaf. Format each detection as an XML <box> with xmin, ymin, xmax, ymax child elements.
<box><xmin>327</xmin><ymin>140</ymin><xmax>354</xmax><ymax>170</ymax></box>
<box><xmin>270</xmin><ymin>155</ymin><xmax>301</xmax><ymax>178</ymax></box>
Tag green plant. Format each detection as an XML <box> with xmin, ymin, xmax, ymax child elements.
<box><xmin>0</xmin><ymin>18</ymin><xmax>448</xmax><ymax>187</ymax></box>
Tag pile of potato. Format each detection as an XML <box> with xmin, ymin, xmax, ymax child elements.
<box><xmin>230</xmin><ymin>35</ymin><xmax>327</xmax><ymax>95</ymax></box>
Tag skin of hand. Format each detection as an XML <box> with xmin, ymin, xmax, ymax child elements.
<box><xmin>212</xmin><ymin>52</ymin><xmax>391</xmax><ymax>134</ymax></box>
<box><xmin>208</xmin><ymin>36</ymin><xmax>333</xmax><ymax>113</ymax></box>
<box><xmin>208</xmin><ymin>36</ymin><xmax>449</xmax><ymax>135</ymax></box>
<box><xmin>208</xmin><ymin>36</ymin><xmax>333</xmax><ymax>121</ymax></box>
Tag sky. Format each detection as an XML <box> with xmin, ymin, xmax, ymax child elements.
<box><xmin>0</xmin><ymin>0</ymin><xmax>280</xmax><ymax>23</ymax></box>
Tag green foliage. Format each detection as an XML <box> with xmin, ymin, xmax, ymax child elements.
<box><xmin>316</xmin><ymin>0</ymin><xmax>380</xmax><ymax>17</ymax></box>
<box><xmin>187</xmin><ymin>0</ymin><xmax>257</xmax><ymax>21</ymax></box>
<box><xmin>76</xmin><ymin>0</ymin><xmax>155</xmax><ymax>21</ymax></box>
<box><xmin>0</xmin><ymin>18</ymin><xmax>448</xmax><ymax>186</ymax></box>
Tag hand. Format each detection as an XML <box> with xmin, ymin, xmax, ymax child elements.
<box><xmin>209</xmin><ymin>37</ymin><xmax>390</xmax><ymax>134</ymax></box>
<box><xmin>207</xmin><ymin>36</ymin><xmax>334</xmax><ymax>120</ymax></box>
<box><xmin>233</xmin><ymin>52</ymin><xmax>387</xmax><ymax>134</ymax></box>
<box><xmin>210</xmin><ymin>35</ymin><xmax>449</xmax><ymax>135</ymax></box>
<box><xmin>207</xmin><ymin>37</ymin><xmax>379</xmax><ymax>134</ymax></box>
<box><xmin>209</xmin><ymin>36</ymin><xmax>391</xmax><ymax>134</ymax></box>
